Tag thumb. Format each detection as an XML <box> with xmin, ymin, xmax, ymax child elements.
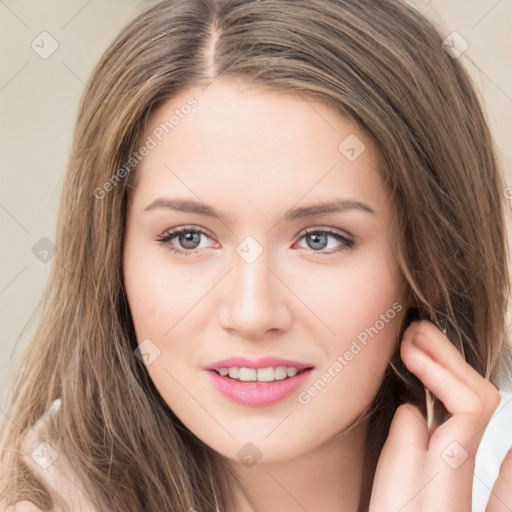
<box><xmin>369</xmin><ymin>403</ymin><xmax>428</xmax><ymax>512</ymax></box>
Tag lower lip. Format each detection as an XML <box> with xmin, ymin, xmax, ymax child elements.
<box><xmin>206</xmin><ymin>369</ymin><xmax>313</xmax><ymax>407</ymax></box>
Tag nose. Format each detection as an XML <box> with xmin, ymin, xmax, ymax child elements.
<box><xmin>217</xmin><ymin>245</ymin><xmax>292</xmax><ymax>339</ymax></box>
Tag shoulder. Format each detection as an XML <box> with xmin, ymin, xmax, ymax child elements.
<box><xmin>487</xmin><ymin>448</ymin><xmax>512</xmax><ymax>511</ymax></box>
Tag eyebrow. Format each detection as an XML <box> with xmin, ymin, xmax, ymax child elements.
<box><xmin>144</xmin><ymin>197</ymin><xmax>375</xmax><ymax>222</ymax></box>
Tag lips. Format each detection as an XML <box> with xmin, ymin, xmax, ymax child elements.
<box><xmin>204</xmin><ymin>356</ymin><xmax>314</xmax><ymax>371</ymax></box>
<box><xmin>206</xmin><ymin>366</ymin><xmax>314</xmax><ymax>407</ymax></box>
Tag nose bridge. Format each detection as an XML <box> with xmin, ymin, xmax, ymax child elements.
<box><xmin>219</xmin><ymin>236</ymin><xmax>289</xmax><ymax>337</ymax></box>
<box><xmin>235</xmin><ymin>247</ymin><xmax>270</xmax><ymax>301</ymax></box>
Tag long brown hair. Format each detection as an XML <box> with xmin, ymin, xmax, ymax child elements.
<box><xmin>2</xmin><ymin>0</ymin><xmax>511</xmax><ymax>510</ymax></box>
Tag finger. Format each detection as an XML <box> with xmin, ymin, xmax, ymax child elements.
<box><xmin>403</xmin><ymin>345</ymin><xmax>498</xmax><ymax>456</ymax></box>
<box><xmin>400</xmin><ymin>333</ymin><xmax>491</xmax><ymax>510</ymax></box>
<box><xmin>401</xmin><ymin>342</ymin><xmax>481</xmax><ymax>418</ymax></box>
<box><xmin>402</xmin><ymin>321</ymin><xmax>485</xmax><ymax>394</ymax></box>
<box><xmin>402</xmin><ymin>324</ymin><xmax>500</xmax><ymax>427</ymax></box>
<box><xmin>369</xmin><ymin>403</ymin><xmax>428</xmax><ymax>511</ymax></box>
<box><xmin>420</xmin><ymin>447</ymin><xmax>474</xmax><ymax>511</ymax></box>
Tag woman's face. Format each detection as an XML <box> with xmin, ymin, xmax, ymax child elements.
<box><xmin>123</xmin><ymin>78</ymin><xmax>409</xmax><ymax>463</ymax></box>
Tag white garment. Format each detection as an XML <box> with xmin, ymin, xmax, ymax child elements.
<box><xmin>18</xmin><ymin>390</ymin><xmax>512</xmax><ymax>511</ymax></box>
<box><xmin>472</xmin><ymin>387</ymin><xmax>512</xmax><ymax>511</ymax></box>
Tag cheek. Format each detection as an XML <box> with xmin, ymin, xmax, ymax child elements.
<box><xmin>290</xmin><ymin>242</ymin><xmax>405</xmax><ymax>345</ymax></box>
<box><xmin>300</xmin><ymin>244</ymin><xmax>405</xmax><ymax>402</ymax></box>
<box><xmin>344</xmin><ymin>250</ymin><xmax>404</xmax><ymax>358</ymax></box>
<box><xmin>339</xmin><ymin>260</ymin><xmax>403</xmax><ymax>349</ymax></box>
<box><xmin>123</xmin><ymin>249</ymin><xmax>205</xmax><ymax>405</ymax></box>
<box><xmin>123</xmin><ymin>243</ymin><xmax>203</xmax><ymax>338</ymax></box>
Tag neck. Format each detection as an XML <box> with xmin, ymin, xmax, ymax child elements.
<box><xmin>220</xmin><ymin>419</ymin><xmax>369</xmax><ymax>512</ymax></box>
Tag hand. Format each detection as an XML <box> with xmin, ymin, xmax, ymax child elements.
<box><xmin>369</xmin><ymin>320</ymin><xmax>502</xmax><ymax>511</ymax></box>
<box><xmin>2</xmin><ymin>502</ymin><xmax>44</xmax><ymax>512</ymax></box>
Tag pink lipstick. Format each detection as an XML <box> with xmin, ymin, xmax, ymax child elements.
<box><xmin>205</xmin><ymin>356</ymin><xmax>314</xmax><ymax>407</ymax></box>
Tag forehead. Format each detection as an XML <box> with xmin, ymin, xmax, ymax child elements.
<box><xmin>131</xmin><ymin>78</ymin><xmax>390</xmax><ymax>222</ymax></box>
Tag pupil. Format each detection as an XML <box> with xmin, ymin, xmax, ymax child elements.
<box><xmin>180</xmin><ymin>232</ymin><xmax>200</xmax><ymax>249</ymax></box>
<box><xmin>307</xmin><ymin>233</ymin><xmax>327</xmax><ymax>250</ymax></box>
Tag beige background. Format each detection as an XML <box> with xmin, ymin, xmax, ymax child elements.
<box><xmin>1</xmin><ymin>0</ymin><xmax>511</xmax><ymax>410</ymax></box>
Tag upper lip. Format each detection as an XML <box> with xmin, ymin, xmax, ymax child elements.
<box><xmin>205</xmin><ymin>356</ymin><xmax>315</xmax><ymax>371</ymax></box>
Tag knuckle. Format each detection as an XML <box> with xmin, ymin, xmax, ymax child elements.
<box><xmin>460</xmin><ymin>392</ymin><xmax>482</xmax><ymax>415</ymax></box>
<box><xmin>464</xmin><ymin>384</ymin><xmax>501</xmax><ymax>424</ymax></box>
<box><xmin>416</xmin><ymin>319</ymin><xmax>440</xmax><ymax>339</ymax></box>
<box><xmin>483</xmin><ymin>383</ymin><xmax>501</xmax><ymax>416</ymax></box>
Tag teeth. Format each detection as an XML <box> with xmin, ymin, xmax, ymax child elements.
<box><xmin>287</xmin><ymin>367</ymin><xmax>298</xmax><ymax>377</ymax></box>
<box><xmin>217</xmin><ymin>366</ymin><xmax>307</xmax><ymax>382</ymax></box>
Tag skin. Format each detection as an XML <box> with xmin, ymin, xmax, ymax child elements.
<box><xmin>6</xmin><ymin>78</ymin><xmax>510</xmax><ymax>511</ymax></box>
<box><xmin>121</xmin><ymin>78</ymin><xmax>508</xmax><ymax>511</ymax></box>
<box><xmin>370</xmin><ymin>321</ymin><xmax>505</xmax><ymax>510</ymax></box>
<box><xmin>123</xmin><ymin>77</ymin><xmax>409</xmax><ymax>511</ymax></box>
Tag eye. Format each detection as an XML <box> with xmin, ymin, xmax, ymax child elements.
<box><xmin>155</xmin><ymin>226</ymin><xmax>216</xmax><ymax>256</ymax></box>
<box><xmin>294</xmin><ymin>228</ymin><xmax>355</xmax><ymax>255</ymax></box>
<box><xmin>155</xmin><ymin>226</ymin><xmax>355</xmax><ymax>257</ymax></box>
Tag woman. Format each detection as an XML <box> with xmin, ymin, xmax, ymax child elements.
<box><xmin>1</xmin><ymin>0</ymin><xmax>511</xmax><ymax>510</ymax></box>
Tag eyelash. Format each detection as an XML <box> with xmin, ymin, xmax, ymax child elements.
<box><xmin>155</xmin><ymin>225</ymin><xmax>355</xmax><ymax>257</ymax></box>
